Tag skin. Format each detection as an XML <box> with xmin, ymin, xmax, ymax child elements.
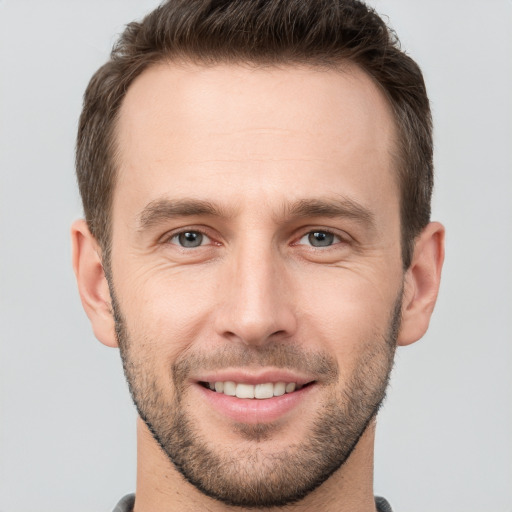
<box><xmin>72</xmin><ymin>62</ymin><xmax>444</xmax><ymax>511</ymax></box>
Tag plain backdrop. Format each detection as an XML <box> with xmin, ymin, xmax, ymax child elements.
<box><xmin>0</xmin><ymin>1</ymin><xmax>511</xmax><ymax>511</ymax></box>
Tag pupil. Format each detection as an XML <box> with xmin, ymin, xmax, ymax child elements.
<box><xmin>309</xmin><ymin>231</ymin><xmax>333</xmax><ymax>247</ymax></box>
<box><xmin>179</xmin><ymin>232</ymin><xmax>203</xmax><ymax>247</ymax></box>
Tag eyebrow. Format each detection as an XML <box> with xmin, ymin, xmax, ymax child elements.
<box><xmin>138</xmin><ymin>198</ymin><xmax>231</xmax><ymax>230</ymax></box>
<box><xmin>284</xmin><ymin>197</ymin><xmax>375</xmax><ymax>229</ymax></box>
<box><xmin>137</xmin><ymin>196</ymin><xmax>375</xmax><ymax>231</ymax></box>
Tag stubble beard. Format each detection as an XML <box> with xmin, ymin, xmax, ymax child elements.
<box><xmin>111</xmin><ymin>290</ymin><xmax>401</xmax><ymax>509</ymax></box>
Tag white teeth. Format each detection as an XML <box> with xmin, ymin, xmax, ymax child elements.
<box><xmin>236</xmin><ymin>383</ymin><xmax>255</xmax><ymax>399</ymax></box>
<box><xmin>285</xmin><ymin>382</ymin><xmax>296</xmax><ymax>393</ymax></box>
<box><xmin>254</xmin><ymin>383</ymin><xmax>274</xmax><ymax>399</ymax></box>
<box><xmin>273</xmin><ymin>382</ymin><xmax>286</xmax><ymax>396</ymax></box>
<box><xmin>207</xmin><ymin>380</ymin><xmax>302</xmax><ymax>399</ymax></box>
<box><xmin>223</xmin><ymin>381</ymin><xmax>236</xmax><ymax>396</ymax></box>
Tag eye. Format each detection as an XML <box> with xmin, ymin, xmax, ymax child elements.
<box><xmin>169</xmin><ymin>230</ymin><xmax>211</xmax><ymax>248</ymax></box>
<box><xmin>298</xmin><ymin>230</ymin><xmax>342</xmax><ymax>248</ymax></box>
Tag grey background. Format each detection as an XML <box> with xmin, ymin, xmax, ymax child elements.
<box><xmin>0</xmin><ymin>1</ymin><xmax>511</xmax><ymax>511</ymax></box>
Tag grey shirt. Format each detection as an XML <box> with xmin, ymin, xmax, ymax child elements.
<box><xmin>113</xmin><ymin>494</ymin><xmax>393</xmax><ymax>511</ymax></box>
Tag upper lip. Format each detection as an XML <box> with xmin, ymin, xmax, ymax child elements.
<box><xmin>192</xmin><ymin>369</ymin><xmax>316</xmax><ymax>386</ymax></box>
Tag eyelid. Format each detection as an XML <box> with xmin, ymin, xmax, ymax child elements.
<box><xmin>159</xmin><ymin>226</ymin><xmax>217</xmax><ymax>246</ymax></box>
<box><xmin>293</xmin><ymin>228</ymin><xmax>351</xmax><ymax>247</ymax></box>
<box><xmin>158</xmin><ymin>225</ymin><xmax>351</xmax><ymax>248</ymax></box>
<box><xmin>170</xmin><ymin>231</ymin><xmax>211</xmax><ymax>247</ymax></box>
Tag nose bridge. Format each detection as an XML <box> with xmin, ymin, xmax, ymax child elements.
<box><xmin>215</xmin><ymin>234</ymin><xmax>296</xmax><ymax>346</ymax></box>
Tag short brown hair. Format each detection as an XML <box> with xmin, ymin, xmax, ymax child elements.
<box><xmin>76</xmin><ymin>0</ymin><xmax>433</xmax><ymax>268</ymax></box>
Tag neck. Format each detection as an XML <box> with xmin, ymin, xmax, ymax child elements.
<box><xmin>133</xmin><ymin>417</ymin><xmax>378</xmax><ymax>512</ymax></box>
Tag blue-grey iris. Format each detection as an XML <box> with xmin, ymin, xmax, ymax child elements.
<box><xmin>309</xmin><ymin>231</ymin><xmax>334</xmax><ymax>247</ymax></box>
<box><xmin>179</xmin><ymin>231</ymin><xmax>203</xmax><ymax>247</ymax></box>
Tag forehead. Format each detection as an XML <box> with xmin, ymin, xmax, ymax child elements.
<box><xmin>114</xmin><ymin>61</ymin><xmax>398</xmax><ymax>219</ymax></box>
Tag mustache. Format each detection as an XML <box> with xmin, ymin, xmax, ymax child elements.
<box><xmin>172</xmin><ymin>343</ymin><xmax>339</xmax><ymax>387</ymax></box>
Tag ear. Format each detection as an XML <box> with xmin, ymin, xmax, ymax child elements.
<box><xmin>71</xmin><ymin>219</ymin><xmax>118</xmax><ymax>348</ymax></box>
<box><xmin>398</xmin><ymin>221</ymin><xmax>445</xmax><ymax>346</ymax></box>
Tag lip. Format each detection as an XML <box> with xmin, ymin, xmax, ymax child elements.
<box><xmin>191</xmin><ymin>369</ymin><xmax>317</xmax><ymax>424</ymax></box>
<box><xmin>194</xmin><ymin>368</ymin><xmax>316</xmax><ymax>387</ymax></box>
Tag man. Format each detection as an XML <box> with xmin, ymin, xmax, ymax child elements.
<box><xmin>71</xmin><ymin>0</ymin><xmax>444</xmax><ymax>510</ymax></box>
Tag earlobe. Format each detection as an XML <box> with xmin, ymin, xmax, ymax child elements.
<box><xmin>71</xmin><ymin>219</ymin><xmax>118</xmax><ymax>348</ymax></box>
<box><xmin>398</xmin><ymin>222</ymin><xmax>445</xmax><ymax>346</ymax></box>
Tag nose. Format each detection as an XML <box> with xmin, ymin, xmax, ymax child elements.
<box><xmin>213</xmin><ymin>241</ymin><xmax>298</xmax><ymax>347</ymax></box>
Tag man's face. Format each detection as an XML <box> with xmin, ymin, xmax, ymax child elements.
<box><xmin>110</xmin><ymin>62</ymin><xmax>404</xmax><ymax>507</ymax></box>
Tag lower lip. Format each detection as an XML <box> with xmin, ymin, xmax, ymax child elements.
<box><xmin>195</xmin><ymin>383</ymin><xmax>315</xmax><ymax>424</ymax></box>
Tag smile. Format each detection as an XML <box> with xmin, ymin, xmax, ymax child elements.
<box><xmin>195</xmin><ymin>376</ymin><xmax>318</xmax><ymax>423</ymax></box>
<box><xmin>201</xmin><ymin>381</ymin><xmax>310</xmax><ymax>399</ymax></box>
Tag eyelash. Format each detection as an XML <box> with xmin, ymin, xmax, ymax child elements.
<box><xmin>166</xmin><ymin>229</ymin><xmax>214</xmax><ymax>248</ymax></box>
<box><xmin>296</xmin><ymin>230</ymin><xmax>345</xmax><ymax>248</ymax></box>
<box><xmin>164</xmin><ymin>228</ymin><xmax>348</xmax><ymax>249</ymax></box>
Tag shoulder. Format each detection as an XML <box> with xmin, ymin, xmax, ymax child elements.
<box><xmin>375</xmin><ymin>496</ymin><xmax>393</xmax><ymax>512</ymax></box>
<box><xmin>112</xmin><ymin>493</ymin><xmax>135</xmax><ymax>512</ymax></box>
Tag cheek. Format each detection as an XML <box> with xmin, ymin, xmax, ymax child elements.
<box><xmin>117</xmin><ymin>266</ymin><xmax>220</xmax><ymax>357</ymax></box>
<box><xmin>296</xmin><ymin>266</ymin><xmax>399</xmax><ymax>363</ymax></box>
